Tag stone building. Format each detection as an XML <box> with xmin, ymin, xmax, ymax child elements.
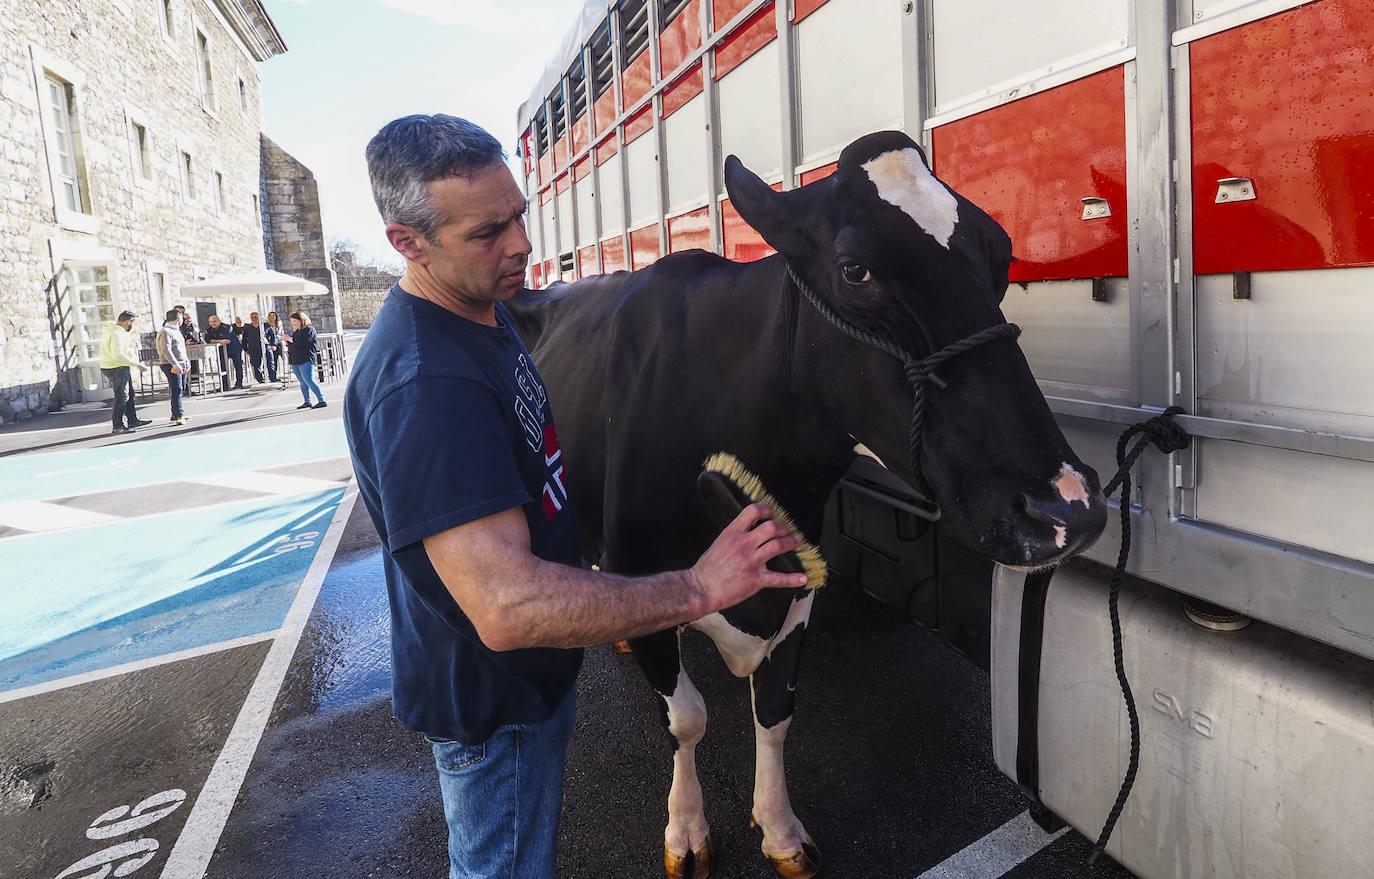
<box><xmin>0</xmin><ymin>0</ymin><xmax>336</xmax><ymax>423</ymax></box>
<box><xmin>262</xmin><ymin>135</ymin><xmax>341</xmax><ymax>332</ymax></box>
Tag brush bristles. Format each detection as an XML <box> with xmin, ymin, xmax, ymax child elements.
<box><xmin>703</xmin><ymin>452</ymin><xmax>828</xmax><ymax>590</ymax></box>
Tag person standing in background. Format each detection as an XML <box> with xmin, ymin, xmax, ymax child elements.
<box><xmin>156</xmin><ymin>309</ymin><xmax>191</xmax><ymax>425</ymax></box>
<box><xmin>242</xmin><ymin>312</ymin><xmax>267</xmax><ymax>384</ymax></box>
<box><xmin>287</xmin><ymin>311</ymin><xmax>326</xmax><ymax>409</ymax></box>
<box><xmin>205</xmin><ymin>315</ymin><xmax>244</xmax><ymax>391</ymax></box>
<box><xmin>99</xmin><ymin>310</ymin><xmax>151</xmax><ymax>435</ymax></box>
<box><xmin>176</xmin><ymin>306</ymin><xmax>202</xmax><ymax>396</ymax></box>
<box><xmin>265</xmin><ymin>311</ymin><xmax>287</xmax><ymax>383</ymax></box>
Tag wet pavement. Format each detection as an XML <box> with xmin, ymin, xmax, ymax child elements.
<box><xmin>0</xmin><ymin>379</ymin><xmax>1133</xmax><ymax>878</ymax></box>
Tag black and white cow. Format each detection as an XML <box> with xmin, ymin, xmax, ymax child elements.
<box><xmin>508</xmin><ymin>130</ymin><xmax>1108</xmax><ymax>878</ymax></box>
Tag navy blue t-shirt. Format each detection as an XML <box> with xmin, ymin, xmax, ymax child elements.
<box><xmin>344</xmin><ymin>286</ymin><xmax>583</xmax><ymax>744</ymax></box>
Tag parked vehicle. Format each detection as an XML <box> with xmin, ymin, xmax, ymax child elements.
<box><xmin>516</xmin><ymin>2</ymin><xmax>1374</xmax><ymax>877</ymax></box>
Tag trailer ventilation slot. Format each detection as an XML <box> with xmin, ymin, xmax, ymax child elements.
<box><xmin>620</xmin><ymin>0</ymin><xmax>650</xmax><ymax>67</ymax></box>
<box><xmin>591</xmin><ymin>20</ymin><xmax>615</xmax><ymax>99</ymax></box>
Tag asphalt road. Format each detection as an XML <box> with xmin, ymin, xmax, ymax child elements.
<box><xmin>0</xmin><ymin>364</ymin><xmax>1134</xmax><ymax>879</ymax></box>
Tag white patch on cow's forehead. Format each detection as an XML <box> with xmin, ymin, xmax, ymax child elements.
<box><xmin>861</xmin><ymin>148</ymin><xmax>958</xmax><ymax>248</ymax></box>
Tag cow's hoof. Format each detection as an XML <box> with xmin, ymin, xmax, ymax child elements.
<box><xmin>749</xmin><ymin>819</ymin><xmax>820</xmax><ymax>879</ymax></box>
<box><xmin>764</xmin><ymin>841</ymin><xmax>821</xmax><ymax>879</ymax></box>
<box><xmin>664</xmin><ymin>837</ymin><xmax>712</xmax><ymax>879</ymax></box>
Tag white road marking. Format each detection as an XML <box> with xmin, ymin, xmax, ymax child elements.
<box><xmin>180</xmin><ymin>470</ymin><xmax>342</xmax><ymax>497</ymax></box>
<box><xmin>0</xmin><ymin>631</ymin><xmax>281</xmax><ymax>705</ymax></box>
<box><xmin>158</xmin><ymin>488</ymin><xmax>358</xmax><ymax>879</ymax></box>
<box><xmin>914</xmin><ymin>810</ymin><xmax>1067</xmax><ymax>879</ymax></box>
<box><xmin>0</xmin><ymin>500</ymin><xmax>119</xmax><ymax>532</ymax></box>
<box><xmin>0</xmin><ymin>400</ymin><xmax>330</xmax><ymax>438</ymax></box>
<box><xmin>0</xmin><ymin>480</ymin><xmax>348</xmax><ymax>541</ymax></box>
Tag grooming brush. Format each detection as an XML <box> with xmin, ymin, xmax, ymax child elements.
<box><xmin>697</xmin><ymin>452</ymin><xmax>828</xmax><ymax>590</ymax></box>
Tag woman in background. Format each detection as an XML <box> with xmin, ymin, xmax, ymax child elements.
<box><xmin>288</xmin><ymin>311</ymin><xmax>326</xmax><ymax>409</ymax></box>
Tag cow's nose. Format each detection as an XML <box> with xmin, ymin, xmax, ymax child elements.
<box><xmin>1020</xmin><ymin>492</ymin><xmax>1069</xmax><ymax>527</ymax></box>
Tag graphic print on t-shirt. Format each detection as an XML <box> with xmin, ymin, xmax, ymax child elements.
<box><xmin>512</xmin><ymin>353</ymin><xmax>569</xmax><ymax>522</ymax></box>
<box><xmin>541</xmin><ymin>422</ymin><xmax>569</xmax><ymax>521</ymax></box>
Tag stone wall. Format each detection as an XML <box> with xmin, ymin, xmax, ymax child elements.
<box><xmin>261</xmin><ymin>136</ymin><xmax>341</xmax><ymax>333</ymax></box>
<box><xmin>334</xmin><ymin>248</ymin><xmax>400</xmax><ymax>328</ymax></box>
<box><xmin>0</xmin><ymin>0</ymin><xmax>285</xmax><ymax>422</ymax></box>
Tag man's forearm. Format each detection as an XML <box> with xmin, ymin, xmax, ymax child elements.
<box><xmin>488</xmin><ymin>559</ymin><xmax>708</xmax><ymax>650</ymax></box>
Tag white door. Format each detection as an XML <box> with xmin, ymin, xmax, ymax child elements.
<box><xmin>66</xmin><ymin>264</ymin><xmax>117</xmax><ymax>401</ymax></box>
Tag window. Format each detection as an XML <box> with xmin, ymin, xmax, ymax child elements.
<box><xmin>619</xmin><ymin>0</ymin><xmax>649</xmax><ymax>68</ymax></box>
<box><xmin>129</xmin><ymin>120</ymin><xmax>150</xmax><ymax>181</ymax></box>
<box><xmin>179</xmin><ymin>150</ymin><xmax>194</xmax><ymax>199</ymax></box>
<box><xmin>157</xmin><ymin>0</ymin><xmax>174</xmax><ymax>39</ymax></box>
<box><xmin>66</xmin><ymin>264</ymin><xmax>117</xmax><ymax>393</ymax></box>
<box><xmin>45</xmin><ymin>75</ymin><xmax>86</xmax><ymax>214</ymax></box>
<box><xmin>237</xmin><ymin>76</ymin><xmax>247</xmax><ymax>113</ymax></box>
<box><xmin>251</xmin><ymin>192</ymin><xmax>261</xmax><ymax>227</ymax></box>
<box><xmin>591</xmin><ymin>21</ymin><xmax>614</xmax><ymax>100</ymax></box>
<box><xmin>659</xmin><ymin>0</ymin><xmax>691</xmax><ymax>29</ymax></box>
<box><xmin>195</xmin><ymin>30</ymin><xmax>215</xmax><ymax>112</ymax></box>
<box><xmin>568</xmin><ymin>55</ymin><xmax>588</xmax><ymax>123</ymax></box>
<box><xmin>149</xmin><ymin>270</ymin><xmax>166</xmax><ymax>315</ymax></box>
<box><xmin>213</xmin><ymin>170</ymin><xmax>224</xmax><ymax>213</ymax></box>
<box><xmin>550</xmin><ymin>85</ymin><xmax>567</xmax><ymax>142</ymax></box>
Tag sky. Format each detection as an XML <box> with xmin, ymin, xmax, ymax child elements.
<box><xmin>259</xmin><ymin>0</ymin><xmax>588</xmax><ymax>268</ymax></box>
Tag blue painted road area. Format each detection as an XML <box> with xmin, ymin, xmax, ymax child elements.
<box><xmin>0</xmin><ymin>418</ymin><xmax>351</xmax><ymax>695</ymax></box>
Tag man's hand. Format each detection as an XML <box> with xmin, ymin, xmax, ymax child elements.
<box><xmin>690</xmin><ymin>503</ymin><xmax>807</xmax><ymax>615</ymax></box>
<box><xmin>171</xmin><ymin>366</ymin><xmax>185</xmax><ymax>375</ymax></box>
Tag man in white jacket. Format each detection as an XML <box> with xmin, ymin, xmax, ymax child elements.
<box><xmin>99</xmin><ymin>310</ymin><xmax>150</xmax><ymax>435</ymax></box>
<box><xmin>155</xmin><ymin>308</ymin><xmax>192</xmax><ymax>425</ymax></box>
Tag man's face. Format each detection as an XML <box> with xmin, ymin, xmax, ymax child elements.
<box><xmin>250</xmin><ymin>313</ymin><xmax>260</xmax><ymax>326</ymax></box>
<box><xmin>118</xmin><ymin>319</ymin><xmax>133</xmax><ymax>331</ymax></box>
<box><xmin>399</xmin><ymin>163</ymin><xmax>531</xmax><ymax>302</ymax></box>
<box><xmin>208</xmin><ymin>316</ymin><xmax>221</xmax><ymax>329</ymax></box>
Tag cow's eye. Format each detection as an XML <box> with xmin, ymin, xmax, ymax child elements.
<box><xmin>839</xmin><ymin>262</ymin><xmax>871</xmax><ymax>286</ymax></box>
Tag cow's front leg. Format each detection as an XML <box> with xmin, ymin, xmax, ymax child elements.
<box><xmin>749</xmin><ymin>592</ymin><xmax>820</xmax><ymax>879</ymax></box>
<box><xmin>633</xmin><ymin>628</ymin><xmax>712</xmax><ymax>879</ymax></box>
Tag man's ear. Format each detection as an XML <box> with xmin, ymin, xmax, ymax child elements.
<box><xmin>723</xmin><ymin>155</ymin><xmax>817</xmax><ymax>256</ymax></box>
<box><xmin>386</xmin><ymin>223</ymin><xmax>430</xmax><ymax>266</ymax></box>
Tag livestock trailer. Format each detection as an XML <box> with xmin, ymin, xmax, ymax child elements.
<box><xmin>514</xmin><ymin>1</ymin><xmax>1374</xmax><ymax>876</ymax></box>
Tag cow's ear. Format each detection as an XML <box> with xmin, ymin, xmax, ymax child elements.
<box><xmin>724</xmin><ymin>156</ymin><xmax>814</xmax><ymax>255</ymax></box>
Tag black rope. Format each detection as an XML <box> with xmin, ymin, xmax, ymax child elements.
<box><xmin>786</xmin><ymin>265</ymin><xmax>1021</xmax><ymax>509</ymax></box>
<box><xmin>1088</xmin><ymin>405</ymin><xmax>1191</xmax><ymax>865</ymax></box>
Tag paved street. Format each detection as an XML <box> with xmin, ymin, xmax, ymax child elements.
<box><xmin>0</xmin><ymin>374</ymin><xmax>1131</xmax><ymax>879</ymax></box>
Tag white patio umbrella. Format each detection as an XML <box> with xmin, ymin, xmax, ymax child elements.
<box><xmin>178</xmin><ymin>269</ymin><xmax>327</xmax><ymax>297</ymax></box>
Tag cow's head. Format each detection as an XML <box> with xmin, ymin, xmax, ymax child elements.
<box><xmin>725</xmin><ymin>130</ymin><xmax>1106</xmax><ymax>567</ymax></box>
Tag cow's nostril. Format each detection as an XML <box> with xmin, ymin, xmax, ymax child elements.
<box><xmin>1020</xmin><ymin>493</ymin><xmax>1068</xmax><ymax>527</ymax></box>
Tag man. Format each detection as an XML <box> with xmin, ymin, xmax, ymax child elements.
<box><xmin>346</xmin><ymin>115</ymin><xmax>807</xmax><ymax>878</ymax></box>
<box><xmin>241</xmin><ymin>312</ymin><xmax>266</xmax><ymax>384</ymax></box>
<box><xmin>155</xmin><ymin>308</ymin><xmax>191</xmax><ymax>425</ymax></box>
<box><xmin>99</xmin><ymin>310</ymin><xmax>151</xmax><ymax>435</ymax></box>
<box><xmin>175</xmin><ymin>306</ymin><xmax>201</xmax><ymax>396</ymax></box>
<box><xmin>204</xmin><ymin>315</ymin><xmax>244</xmax><ymax>391</ymax></box>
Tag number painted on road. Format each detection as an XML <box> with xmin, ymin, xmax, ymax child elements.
<box><xmin>86</xmin><ymin>789</ymin><xmax>187</xmax><ymax>839</ymax></box>
<box><xmin>54</xmin><ymin>838</ymin><xmax>158</xmax><ymax>879</ymax></box>
<box><xmin>273</xmin><ymin>529</ymin><xmax>320</xmax><ymax>554</ymax></box>
<box><xmin>53</xmin><ymin>788</ymin><xmax>186</xmax><ymax>879</ymax></box>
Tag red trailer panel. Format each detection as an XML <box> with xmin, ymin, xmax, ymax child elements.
<box><xmin>721</xmin><ymin>197</ymin><xmax>775</xmax><ymax>262</ymax></box>
<box><xmin>800</xmin><ymin>162</ymin><xmax>836</xmax><ymax>185</ymax></box>
<box><xmin>668</xmin><ymin>207</ymin><xmax>711</xmax><ymax>252</ymax></box>
<box><xmin>1190</xmin><ymin>0</ymin><xmax>1374</xmax><ymax>274</ymax></box>
<box><xmin>595</xmin><ymin>134</ymin><xmax>618</xmax><ymax>165</ymax></box>
<box><xmin>577</xmin><ymin>244</ymin><xmax>598</xmax><ymax>278</ymax></box>
<box><xmin>630</xmin><ymin>224</ymin><xmax>661</xmax><ymax>268</ymax></box>
<box><xmin>932</xmin><ymin>66</ymin><xmax>1128</xmax><ymax>283</ymax></box>
<box><xmin>660</xmin><ymin>0</ymin><xmax>704</xmax><ymax>75</ymax></box>
<box><xmin>623</xmin><ymin>50</ymin><xmax>653</xmax><ymax>109</ymax></box>
<box><xmin>625</xmin><ymin>104</ymin><xmax>653</xmax><ymax>144</ymax></box>
<box><xmin>593</xmin><ymin>88</ymin><xmax>617</xmax><ymax>139</ymax></box>
<box><xmin>792</xmin><ymin>0</ymin><xmax>827</xmax><ymax>24</ymax></box>
<box><xmin>714</xmin><ymin>3</ymin><xmax>775</xmax><ymax>79</ymax></box>
<box><xmin>602</xmin><ymin>236</ymin><xmax>628</xmax><ymax>273</ymax></box>
<box><xmin>663</xmin><ymin>64</ymin><xmax>704</xmax><ymax>117</ymax></box>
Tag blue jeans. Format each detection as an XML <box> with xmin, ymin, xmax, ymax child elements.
<box><xmin>429</xmin><ymin>690</ymin><xmax>576</xmax><ymax>879</ymax></box>
<box><xmin>160</xmin><ymin>364</ymin><xmax>184</xmax><ymax>418</ymax></box>
<box><xmin>292</xmin><ymin>362</ymin><xmax>324</xmax><ymax>404</ymax></box>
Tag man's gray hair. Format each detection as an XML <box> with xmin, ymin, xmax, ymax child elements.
<box><xmin>365</xmin><ymin>115</ymin><xmax>506</xmax><ymax>242</ymax></box>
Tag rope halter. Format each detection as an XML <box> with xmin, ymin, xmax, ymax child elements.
<box><xmin>786</xmin><ymin>264</ymin><xmax>1022</xmax><ymax>520</ymax></box>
